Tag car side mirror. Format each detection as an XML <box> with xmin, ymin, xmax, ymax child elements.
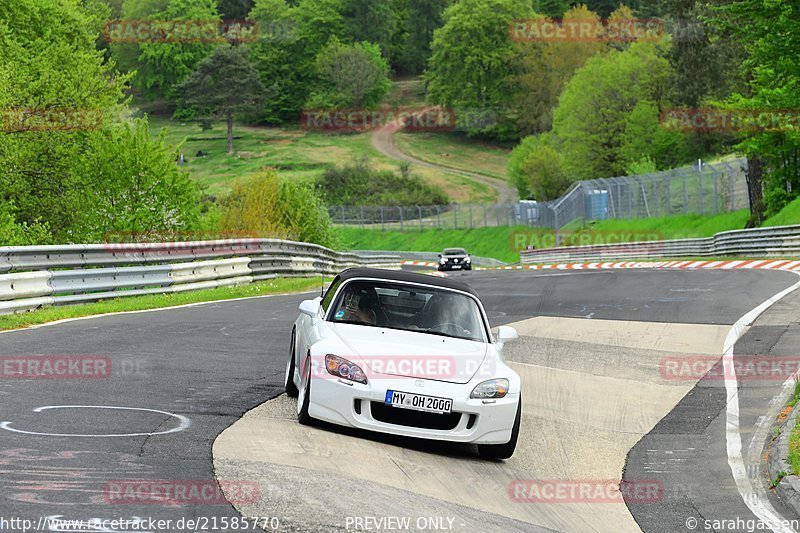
<box><xmin>299</xmin><ymin>299</ymin><xmax>321</xmax><ymax>318</ymax></box>
<box><xmin>438</xmin><ymin>254</ymin><xmax>442</xmax><ymax>258</ymax></box>
<box><xmin>496</xmin><ymin>326</ymin><xmax>518</xmax><ymax>344</ymax></box>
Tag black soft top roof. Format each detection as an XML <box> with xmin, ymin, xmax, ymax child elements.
<box><xmin>337</xmin><ymin>268</ymin><xmax>479</xmax><ymax>297</ymax></box>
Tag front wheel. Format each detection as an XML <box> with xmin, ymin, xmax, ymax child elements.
<box><xmin>297</xmin><ymin>357</ymin><xmax>314</xmax><ymax>425</ymax></box>
<box><xmin>478</xmin><ymin>397</ymin><xmax>521</xmax><ymax>460</ymax></box>
<box><xmin>284</xmin><ymin>329</ymin><xmax>299</xmax><ymax>397</ymax></box>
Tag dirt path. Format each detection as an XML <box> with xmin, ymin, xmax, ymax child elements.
<box><xmin>370</xmin><ymin>117</ymin><xmax>518</xmax><ymax>204</ymax></box>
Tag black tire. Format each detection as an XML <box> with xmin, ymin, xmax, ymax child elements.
<box><xmin>284</xmin><ymin>329</ymin><xmax>299</xmax><ymax>397</ymax></box>
<box><xmin>297</xmin><ymin>358</ymin><xmax>314</xmax><ymax>425</ymax></box>
<box><xmin>478</xmin><ymin>397</ymin><xmax>521</xmax><ymax>460</ymax></box>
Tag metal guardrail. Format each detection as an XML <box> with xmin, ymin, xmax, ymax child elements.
<box><xmin>520</xmin><ymin>225</ymin><xmax>800</xmax><ymax>264</ymax></box>
<box><xmin>0</xmin><ymin>239</ymin><xmax>400</xmax><ymax>315</ymax></box>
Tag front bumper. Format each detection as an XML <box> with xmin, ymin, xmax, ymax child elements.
<box><xmin>438</xmin><ymin>259</ymin><xmax>471</xmax><ymax>271</ymax></box>
<box><xmin>308</xmin><ymin>373</ymin><xmax>518</xmax><ymax>445</ymax></box>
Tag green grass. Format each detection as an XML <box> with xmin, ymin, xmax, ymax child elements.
<box><xmin>564</xmin><ymin>210</ymin><xmax>752</xmax><ymax>241</ymax></box>
<box><xmin>339</xmin><ymin>226</ymin><xmax>532</xmax><ymax>263</ymax></box>
<box><xmin>147</xmin><ymin>115</ymin><xmax>387</xmax><ymax>194</ymax></box>
<box><xmin>790</xmin><ymin>421</ymin><xmax>800</xmax><ymax>476</ymax></box>
<box><xmin>385</xmin><ymin>78</ymin><xmax>427</xmax><ymax>107</ymax></box>
<box><xmin>145</xmin><ymin>114</ymin><xmax>497</xmax><ymax>202</ymax></box>
<box><xmin>765</xmin><ymin>196</ymin><xmax>800</xmax><ymax>227</ymax></box>
<box><xmin>0</xmin><ymin>278</ymin><xmax>322</xmax><ymax>332</ymax></box>
<box><xmin>394</xmin><ymin>131</ymin><xmax>511</xmax><ymax>181</ymax></box>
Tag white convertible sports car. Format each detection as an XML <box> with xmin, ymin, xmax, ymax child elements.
<box><xmin>284</xmin><ymin>268</ymin><xmax>522</xmax><ymax>459</ymax></box>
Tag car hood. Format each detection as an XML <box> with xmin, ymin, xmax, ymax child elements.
<box><xmin>329</xmin><ymin>323</ymin><xmax>488</xmax><ymax>384</ymax></box>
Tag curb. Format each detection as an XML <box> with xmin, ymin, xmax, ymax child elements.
<box><xmin>476</xmin><ymin>259</ymin><xmax>800</xmax><ymax>272</ymax></box>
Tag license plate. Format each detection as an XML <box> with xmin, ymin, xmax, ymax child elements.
<box><xmin>385</xmin><ymin>390</ymin><xmax>453</xmax><ymax>414</ymax></box>
<box><xmin>451</xmin><ymin>264</ymin><xmax>461</xmax><ymax>269</ymax></box>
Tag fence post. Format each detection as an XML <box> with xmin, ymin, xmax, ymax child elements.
<box><xmin>399</xmin><ymin>206</ymin><xmax>404</xmax><ymax>231</ymax></box>
<box><xmin>341</xmin><ymin>205</ymin><xmax>345</xmax><ymax>225</ymax></box>
<box><xmin>453</xmin><ymin>203</ymin><xmax>458</xmax><ymax>228</ymax></box>
<box><xmin>469</xmin><ymin>205</ymin><xmax>473</xmax><ymax>228</ymax></box>
<box><xmin>418</xmin><ymin>206</ymin><xmax>423</xmax><ymax>232</ymax></box>
<box><xmin>653</xmin><ymin>178</ymin><xmax>659</xmax><ymax>217</ymax></box>
<box><xmin>628</xmin><ymin>181</ymin><xmax>633</xmax><ymax>218</ymax></box>
<box><xmin>683</xmin><ymin>173</ymin><xmax>687</xmax><ymax>213</ymax></box>
<box><xmin>698</xmin><ymin>162</ymin><xmax>704</xmax><ymax>213</ymax></box>
<box><xmin>666</xmin><ymin>174</ymin><xmax>671</xmax><ymax>215</ymax></box>
<box><xmin>483</xmin><ymin>204</ymin><xmax>488</xmax><ymax>227</ymax></box>
<box><xmin>360</xmin><ymin>206</ymin><xmax>364</xmax><ymax>229</ymax></box>
<box><xmin>436</xmin><ymin>206</ymin><xmax>441</xmax><ymax>228</ymax></box>
<box><xmin>380</xmin><ymin>206</ymin><xmax>384</xmax><ymax>231</ymax></box>
<box><xmin>714</xmin><ymin>172</ymin><xmax>719</xmax><ymax>213</ymax></box>
<box><xmin>729</xmin><ymin>170</ymin><xmax>735</xmax><ymax>211</ymax></box>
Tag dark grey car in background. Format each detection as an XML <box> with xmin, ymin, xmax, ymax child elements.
<box><xmin>438</xmin><ymin>248</ymin><xmax>472</xmax><ymax>271</ymax></box>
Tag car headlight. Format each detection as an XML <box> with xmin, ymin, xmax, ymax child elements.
<box><xmin>439</xmin><ymin>258</ymin><xmax>447</xmax><ymax>264</ymax></box>
<box><xmin>465</xmin><ymin>256</ymin><xmax>471</xmax><ymax>263</ymax></box>
<box><xmin>470</xmin><ymin>378</ymin><xmax>509</xmax><ymax>399</ymax></box>
<box><xmin>325</xmin><ymin>354</ymin><xmax>368</xmax><ymax>384</ymax></box>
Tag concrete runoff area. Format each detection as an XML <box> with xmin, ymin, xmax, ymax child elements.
<box><xmin>214</xmin><ymin>316</ymin><xmax>731</xmax><ymax>532</ymax></box>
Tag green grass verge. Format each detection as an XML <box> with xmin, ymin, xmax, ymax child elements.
<box><xmin>0</xmin><ymin>278</ymin><xmax>322</xmax><ymax>332</ymax></box>
<box><xmin>765</xmin><ymin>196</ymin><xmax>800</xmax><ymax>227</ymax></box>
<box><xmin>787</xmin><ymin>379</ymin><xmax>800</xmax><ymax>475</ymax></box>
<box><xmin>563</xmin><ymin>210</ymin><xmax>752</xmax><ymax>241</ymax></box>
<box><xmin>339</xmin><ymin>226</ymin><xmax>532</xmax><ymax>263</ymax></box>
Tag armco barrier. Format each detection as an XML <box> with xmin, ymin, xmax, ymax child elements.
<box><xmin>521</xmin><ymin>224</ymin><xmax>800</xmax><ymax>264</ymax></box>
<box><xmin>0</xmin><ymin>239</ymin><xmax>399</xmax><ymax>315</ymax></box>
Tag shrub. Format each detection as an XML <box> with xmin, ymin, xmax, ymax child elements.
<box><xmin>218</xmin><ymin>172</ymin><xmax>338</xmax><ymax>248</ymax></box>
<box><xmin>318</xmin><ymin>159</ymin><xmax>448</xmax><ymax>206</ymax></box>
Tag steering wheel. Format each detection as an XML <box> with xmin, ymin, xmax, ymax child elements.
<box><xmin>430</xmin><ymin>322</ymin><xmax>470</xmax><ymax>336</ymax></box>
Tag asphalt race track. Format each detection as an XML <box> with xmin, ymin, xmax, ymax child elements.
<box><xmin>1</xmin><ymin>268</ymin><xmax>799</xmax><ymax>532</ymax></box>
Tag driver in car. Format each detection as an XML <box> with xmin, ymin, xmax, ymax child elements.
<box><xmin>338</xmin><ymin>286</ymin><xmax>382</xmax><ymax>326</ymax></box>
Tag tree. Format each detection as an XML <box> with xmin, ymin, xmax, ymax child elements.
<box><xmin>0</xmin><ymin>0</ymin><xmax>129</xmax><ymax>240</ymax></box>
<box><xmin>398</xmin><ymin>0</ymin><xmax>451</xmax><ymax>74</ymax></box>
<box><xmin>75</xmin><ymin>118</ymin><xmax>202</xmax><ymax>240</ymax></box>
<box><xmin>219</xmin><ymin>172</ymin><xmax>338</xmax><ymax>247</ymax></box>
<box><xmin>0</xmin><ymin>201</ymin><xmax>51</xmax><ymax>246</ymax></box>
<box><xmin>512</xmin><ymin>5</ymin><xmax>608</xmax><ymax>136</ymax></box>
<box><xmin>218</xmin><ymin>0</ymin><xmax>254</xmax><ymax>19</ymax></box>
<box><xmin>177</xmin><ymin>45</ymin><xmax>265</xmax><ymax>154</ymax></box>
<box><xmin>619</xmin><ymin>99</ymin><xmax>692</xmax><ymax>170</ymax></box>
<box><xmin>552</xmin><ymin>40</ymin><xmax>674</xmax><ymax>180</ymax></box>
<box><xmin>341</xmin><ymin>0</ymin><xmax>397</xmax><ymax>59</ymax></box>
<box><xmin>426</xmin><ymin>0</ymin><xmax>535</xmax><ymax>139</ymax></box>
<box><xmin>710</xmin><ymin>0</ymin><xmax>800</xmax><ymax>223</ymax></box>
<box><xmin>508</xmin><ymin>134</ymin><xmax>570</xmax><ymax>201</ymax></box>
<box><xmin>307</xmin><ymin>39</ymin><xmax>391</xmax><ymax>109</ymax></box>
<box><xmin>111</xmin><ymin>0</ymin><xmax>220</xmax><ymax>101</ymax></box>
<box><xmin>247</xmin><ymin>0</ymin><xmax>349</xmax><ymax>123</ymax></box>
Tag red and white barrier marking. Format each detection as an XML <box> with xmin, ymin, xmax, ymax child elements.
<box><xmin>401</xmin><ymin>260</ymin><xmax>439</xmax><ymax>268</ymax></box>
<box><xmin>476</xmin><ymin>259</ymin><xmax>800</xmax><ymax>272</ymax></box>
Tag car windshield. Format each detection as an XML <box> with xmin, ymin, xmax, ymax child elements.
<box><xmin>443</xmin><ymin>248</ymin><xmax>467</xmax><ymax>256</ymax></box>
<box><xmin>329</xmin><ymin>280</ymin><xmax>486</xmax><ymax>342</ymax></box>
